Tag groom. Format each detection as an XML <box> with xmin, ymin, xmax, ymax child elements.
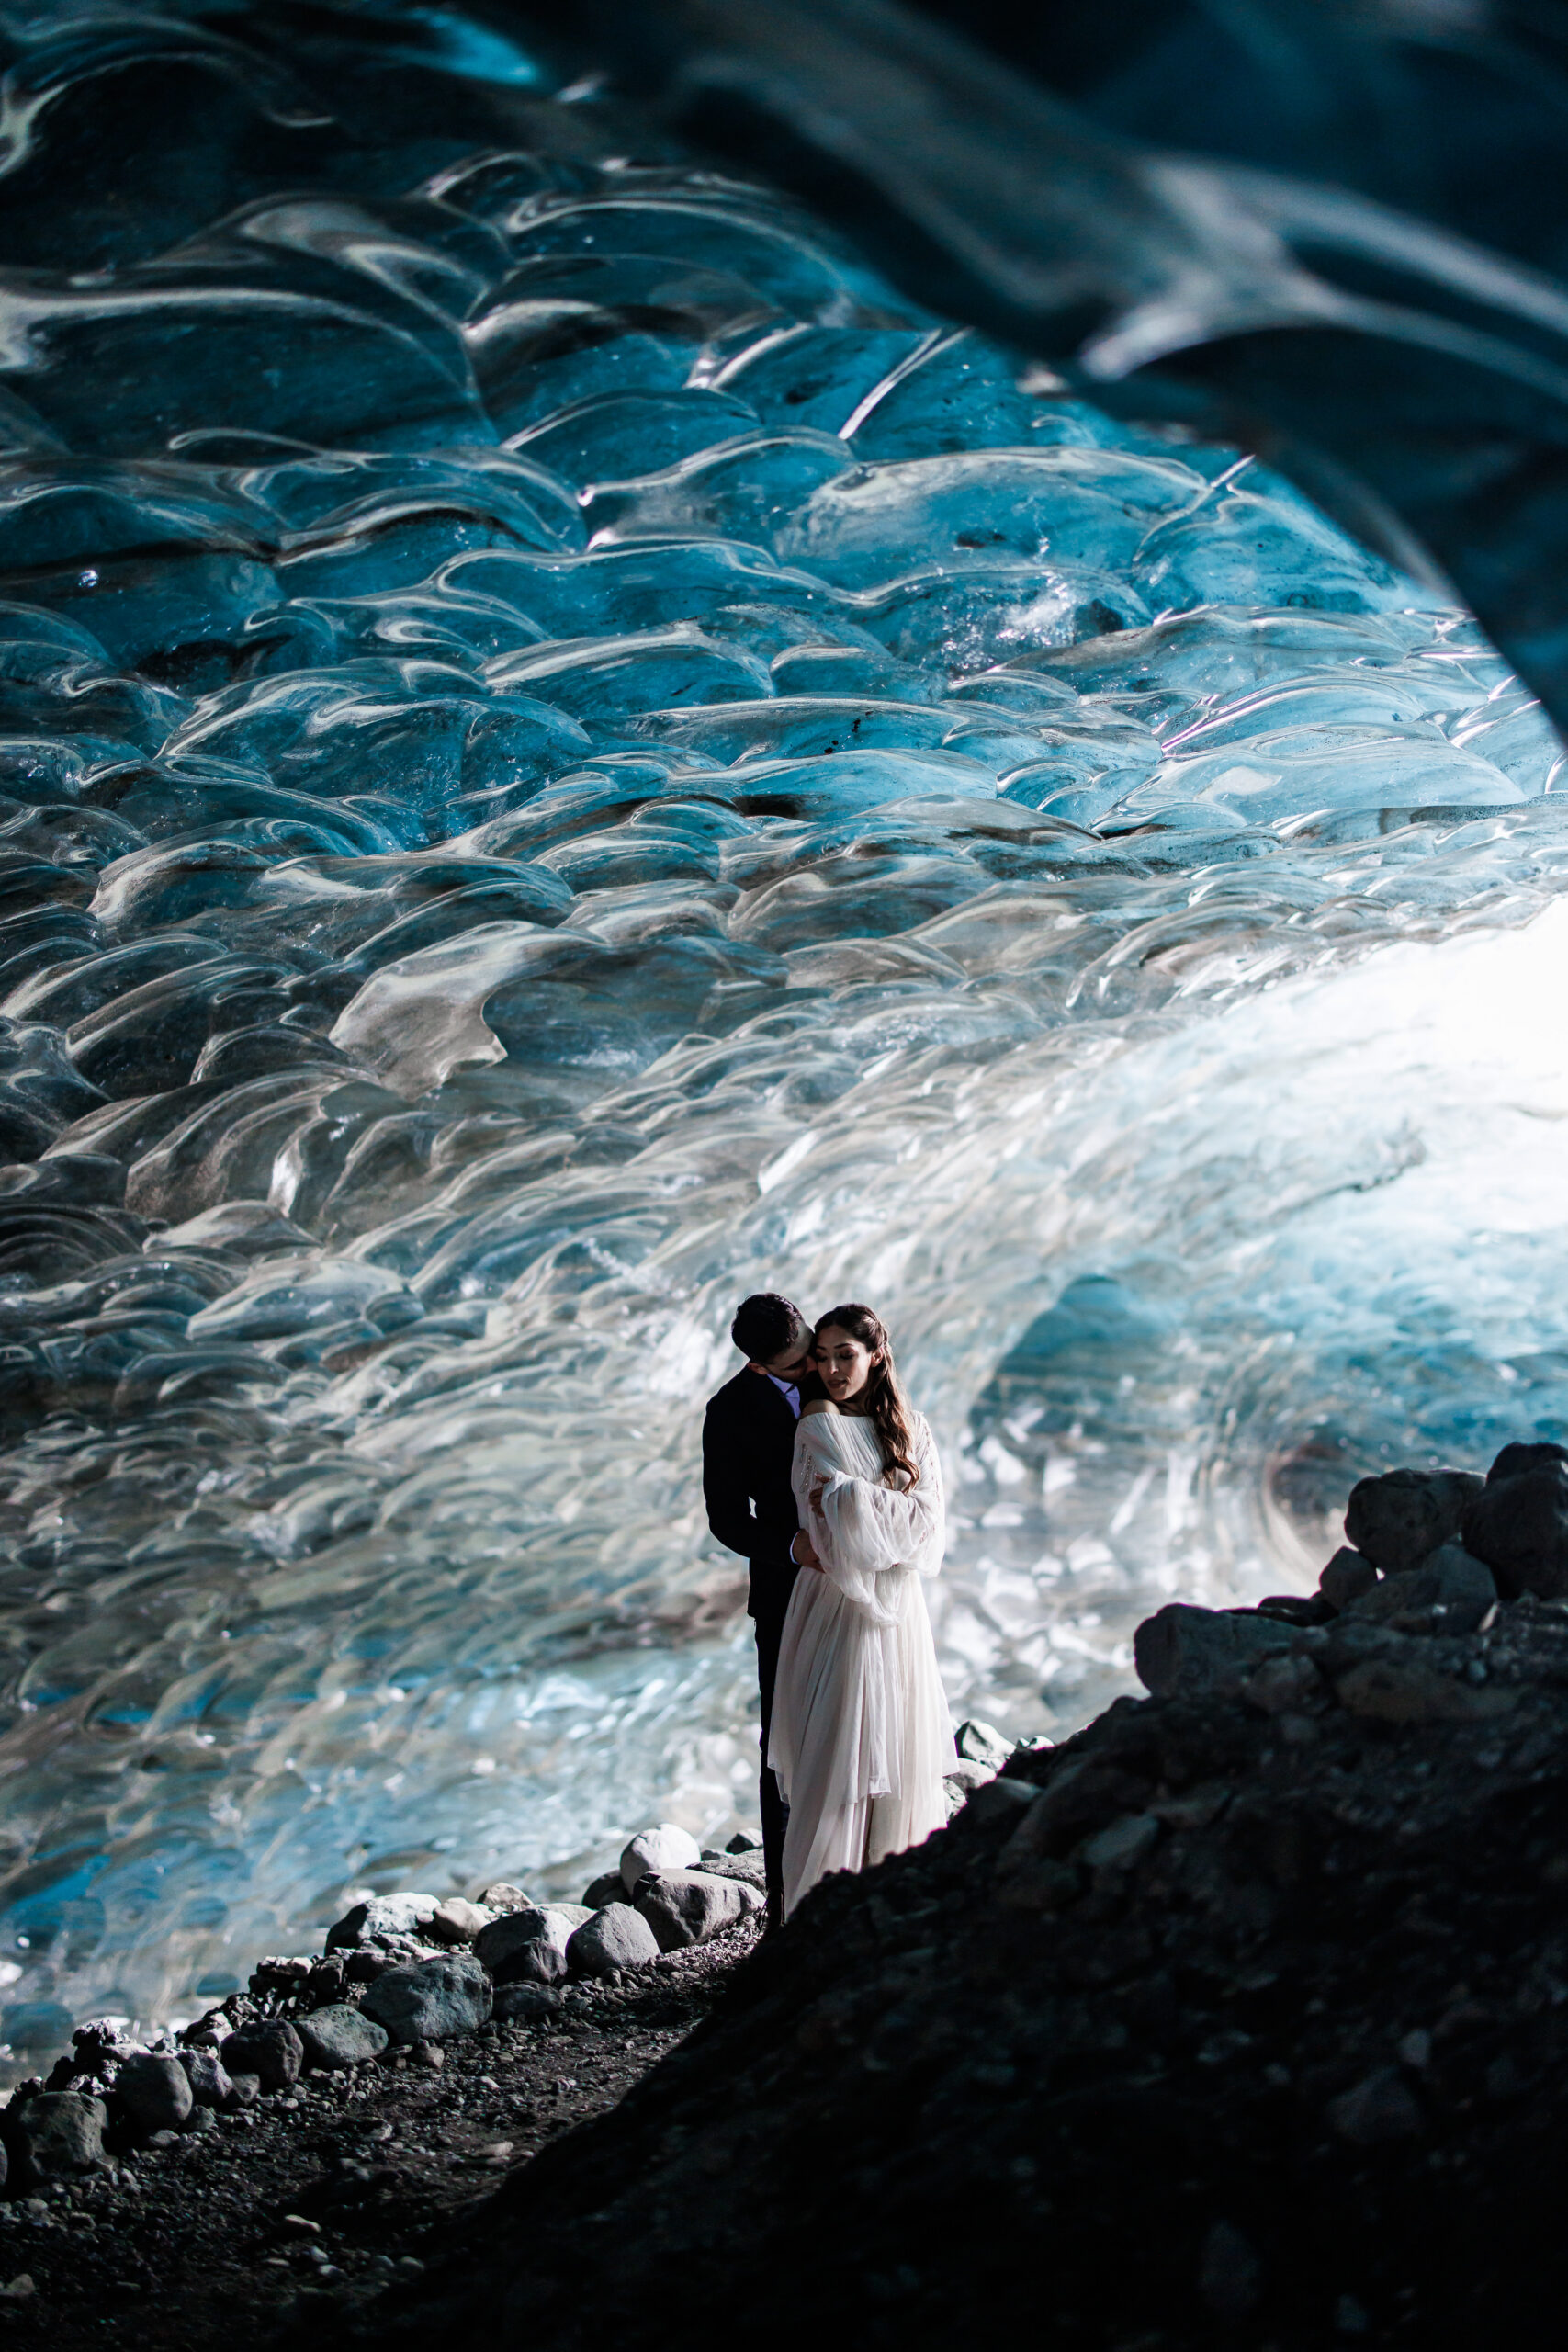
<box><xmin>703</xmin><ymin>1292</ymin><xmax>820</xmax><ymax>1919</ymax></box>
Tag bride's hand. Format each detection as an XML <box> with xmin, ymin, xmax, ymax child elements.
<box><xmin>808</xmin><ymin>1476</ymin><xmax>828</xmax><ymax>1513</ymax></box>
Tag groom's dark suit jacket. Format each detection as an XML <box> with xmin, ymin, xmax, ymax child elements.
<box><xmin>702</xmin><ymin>1366</ymin><xmax>801</xmax><ymax>1620</ymax></box>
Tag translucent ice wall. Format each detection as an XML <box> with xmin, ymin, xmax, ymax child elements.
<box><xmin>0</xmin><ymin>0</ymin><xmax>1566</xmax><ymax>2073</ymax></box>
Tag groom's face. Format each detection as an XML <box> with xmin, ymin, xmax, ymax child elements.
<box><xmin>761</xmin><ymin>1331</ymin><xmax>813</xmax><ymax>1382</ymax></box>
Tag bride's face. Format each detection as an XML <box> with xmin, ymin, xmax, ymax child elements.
<box><xmin>815</xmin><ymin>1323</ymin><xmax>879</xmax><ymax>1405</ymax></box>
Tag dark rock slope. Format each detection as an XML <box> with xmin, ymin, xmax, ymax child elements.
<box><xmin>357</xmin><ymin>1587</ymin><xmax>1568</xmax><ymax>2349</ymax></box>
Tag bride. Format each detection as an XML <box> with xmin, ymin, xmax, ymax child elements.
<box><xmin>768</xmin><ymin>1302</ymin><xmax>954</xmax><ymax>1917</ymax></box>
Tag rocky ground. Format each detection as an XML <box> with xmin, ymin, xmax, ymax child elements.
<box><xmin>8</xmin><ymin>1448</ymin><xmax>1568</xmax><ymax>2349</ymax></box>
<box><xmin>0</xmin><ymin>1925</ymin><xmax>757</xmax><ymax>2347</ymax></box>
<box><xmin>306</xmin><ymin>1457</ymin><xmax>1568</xmax><ymax>2352</ymax></box>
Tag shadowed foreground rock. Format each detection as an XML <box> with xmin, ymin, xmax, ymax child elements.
<box><xmin>340</xmin><ymin>1596</ymin><xmax>1568</xmax><ymax>2351</ymax></box>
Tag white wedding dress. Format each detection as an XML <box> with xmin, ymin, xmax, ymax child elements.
<box><xmin>768</xmin><ymin>1404</ymin><xmax>954</xmax><ymax>1917</ymax></box>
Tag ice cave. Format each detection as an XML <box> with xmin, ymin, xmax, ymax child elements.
<box><xmin>0</xmin><ymin>0</ymin><xmax>1566</xmax><ymax>2105</ymax></box>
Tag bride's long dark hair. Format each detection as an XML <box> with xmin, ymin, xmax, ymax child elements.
<box><xmin>815</xmin><ymin>1302</ymin><xmax>920</xmax><ymax>1490</ymax></box>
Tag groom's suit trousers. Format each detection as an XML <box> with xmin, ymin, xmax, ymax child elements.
<box><xmin>702</xmin><ymin>1368</ymin><xmax>803</xmax><ymax>1914</ymax></box>
<box><xmin>752</xmin><ymin>1591</ymin><xmax>790</xmax><ymax>1906</ymax></box>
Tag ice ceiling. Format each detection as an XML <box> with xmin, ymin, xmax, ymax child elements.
<box><xmin>0</xmin><ymin>0</ymin><xmax>1565</xmax><ymax>2070</ymax></box>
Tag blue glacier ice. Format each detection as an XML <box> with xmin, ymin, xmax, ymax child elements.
<box><xmin>0</xmin><ymin>0</ymin><xmax>1566</xmax><ymax>2075</ymax></box>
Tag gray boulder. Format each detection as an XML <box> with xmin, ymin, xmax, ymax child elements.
<box><xmin>296</xmin><ymin>2005</ymin><xmax>389</xmax><ymax>2070</ymax></box>
<box><xmin>116</xmin><ymin>2052</ymin><xmax>193</xmax><ymax>2132</ymax></box>
<box><xmin>581</xmin><ymin>1871</ymin><xmax>626</xmax><ymax>1910</ymax></box>
<box><xmin>954</xmin><ymin>1719</ymin><xmax>1013</xmax><ymax>1769</ymax></box>
<box><xmin>963</xmin><ymin>1777</ymin><xmax>1036</xmax><ymax>1832</ymax></box>
<box><xmin>1318</xmin><ymin>1547</ymin><xmax>1378</xmax><ymax>1611</ymax></box>
<box><xmin>360</xmin><ymin>1952</ymin><xmax>491</xmax><ymax>2043</ymax></box>
<box><xmin>5</xmin><ymin>2093</ymin><xmax>107</xmax><ymax>2183</ymax></box>
<box><xmin>693</xmin><ymin>1850</ymin><xmax>769</xmax><ymax>1891</ymax></box>
<box><xmin>1344</xmin><ymin>1467</ymin><xmax>1481</xmax><ymax>1571</ymax></box>
<box><xmin>325</xmin><ymin>1892</ymin><xmax>441</xmax><ymax>1951</ymax></box>
<box><xmin>1342</xmin><ymin>1544</ymin><xmax>1495</xmax><ymax>1634</ymax></box>
<box><xmin>1333</xmin><ymin>1655</ymin><xmax>1511</xmax><ymax>1725</ymax></box>
<box><xmin>1327</xmin><ymin>2068</ymin><xmax>1423</xmax><ymax>2146</ymax></box>
<box><xmin>1079</xmin><ymin>1812</ymin><xmax>1161</xmax><ymax>1871</ymax></box>
<box><xmin>476</xmin><ymin>1882</ymin><xmax>533</xmax><ymax>1911</ymax></box>
<box><xmin>227</xmin><ymin>2071</ymin><xmax>262</xmax><ymax>2109</ymax></box>
<box><xmin>426</xmin><ymin>1898</ymin><xmax>490</xmax><ymax>1947</ymax></box>
<box><xmin>1134</xmin><ymin>1603</ymin><xmax>1298</xmax><ymax>1699</ymax></box>
<box><xmin>567</xmin><ymin>1903</ymin><xmax>661</xmax><ymax>1978</ymax></box>
<box><xmin>474</xmin><ymin>1905</ymin><xmax>590</xmax><ymax>1985</ymax></box>
<box><xmin>1487</xmin><ymin>1440</ymin><xmax>1568</xmax><ymax>1485</ymax></box>
<box><xmin>178</xmin><ymin>2049</ymin><xmax>233</xmax><ymax>2110</ymax></box>
<box><xmin>633</xmin><ymin>1870</ymin><xmax>763</xmax><ymax>1952</ymax></box>
<box><xmin>1462</xmin><ymin>1461</ymin><xmax>1568</xmax><ymax>1599</ymax></box>
<box><xmin>619</xmin><ymin>1824</ymin><xmax>703</xmax><ymax>1892</ymax></box>
<box><xmin>492</xmin><ymin>1983</ymin><xmax>563</xmax><ymax>2025</ymax></box>
<box><xmin>220</xmin><ymin>2018</ymin><xmax>303</xmax><ymax>2091</ymax></box>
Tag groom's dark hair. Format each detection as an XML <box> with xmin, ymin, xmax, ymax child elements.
<box><xmin>731</xmin><ymin>1293</ymin><xmax>810</xmax><ymax>1361</ymax></box>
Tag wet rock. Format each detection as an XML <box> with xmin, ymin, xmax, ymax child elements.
<box><xmin>296</xmin><ymin>2005</ymin><xmax>390</xmax><ymax>2070</ymax></box>
<box><xmin>724</xmin><ymin>1832</ymin><xmax>763</xmax><ymax>1854</ymax></box>
<box><xmin>3</xmin><ymin>2093</ymin><xmax>107</xmax><ymax>2184</ymax></box>
<box><xmin>1344</xmin><ymin>1467</ymin><xmax>1481</xmax><ymax>1570</ymax></box>
<box><xmin>1461</xmin><ymin>1460</ymin><xmax>1568</xmax><ymax>1599</ymax></box>
<box><xmin>1318</xmin><ymin>1547</ymin><xmax>1379</xmax><ymax>1611</ymax></box>
<box><xmin>954</xmin><ymin>1719</ymin><xmax>1013</xmax><ymax>1768</ymax></box>
<box><xmin>567</xmin><ymin>1903</ymin><xmax>661</xmax><ymax>1978</ymax></box>
<box><xmin>359</xmin><ymin>1952</ymin><xmax>491</xmax><ymax>2043</ymax></box>
<box><xmin>178</xmin><ymin>2048</ymin><xmax>233</xmax><ymax>2109</ymax></box>
<box><xmin>115</xmin><ymin>2052</ymin><xmax>193</xmax><ymax>2133</ymax></box>
<box><xmin>633</xmin><ymin>1869</ymin><xmax>764</xmax><ymax>1951</ymax></box>
<box><xmin>325</xmin><ymin>1893</ymin><xmax>441</xmax><ymax>1951</ymax></box>
<box><xmin>1134</xmin><ymin>1602</ymin><xmax>1298</xmax><ymax>1698</ymax></box>
<box><xmin>474</xmin><ymin>1905</ymin><xmax>591</xmax><ymax>1985</ymax></box>
<box><xmin>1327</xmin><ymin>2068</ymin><xmax>1423</xmax><ymax>2145</ymax></box>
<box><xmin>220</xmin><ymin>2020</ymin><xmax>304</xmax><ymax>2092</ymax></box>
<box><xmin>1341</xmin><ymin>1544</ymin><xmax>1495</xmax><ymax>1634</ymax></box>
<box><xmin>227</xmin><ymin>2072</ymin><xmax>261</xmax><ymax>2109</ymax></box>
<box><xmin>619</xmin><ymin>1825</ymin><xmax>703</xmax><ymax>1892</ymax></box>
<box><xmin>427</xmin><ymin>1898</ymin><xmax>491</xmax><ymax>1946</ymax></box>
<box><xmin>476</xmin><ymin>1883</ymin><xmax>533</xmax><ymax>1911</ymax></box>
<box><xmin>581</xmin><ymin>1871</ymin><xmax>627</xmax><ymax>1909</ymax></box>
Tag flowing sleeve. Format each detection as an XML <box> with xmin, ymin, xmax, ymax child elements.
<box><xmin>793</xmin><ymin>1411</ymin><xmax>945</xmax><ymax>1623</ymax></box>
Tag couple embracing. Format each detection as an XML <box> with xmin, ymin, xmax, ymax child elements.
<box><xmin>703</xmin><ymin>1295</ymin><xmax>955</xmax><ymax>1924</ymax></box>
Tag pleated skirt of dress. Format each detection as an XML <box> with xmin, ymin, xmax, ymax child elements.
<box><xmin>769</xmin><ymin>1565</ymin><xmax>951</xmax><ymax>1917</ymax></box>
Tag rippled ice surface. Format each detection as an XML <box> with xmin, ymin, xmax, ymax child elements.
<box><xmin>0</xmin><ymin>0</ymin><xmax>1566</xmax><ymax>2072</ymax></box>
